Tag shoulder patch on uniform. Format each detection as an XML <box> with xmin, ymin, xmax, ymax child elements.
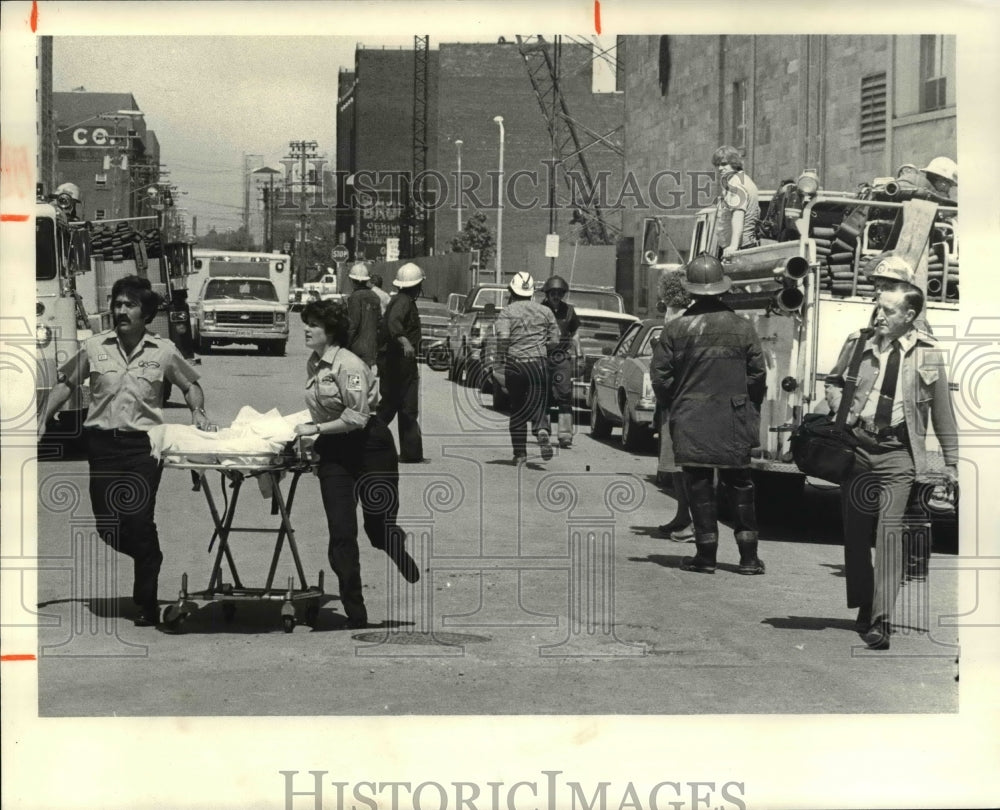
<box><xmin>346</xmin><ymin>373</ymin><xmax>362</xmax><ymax>391</ymax></box>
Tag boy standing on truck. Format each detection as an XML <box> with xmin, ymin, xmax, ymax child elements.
<box><xmin>712</xmin><ymin>145</ymin><xmax>760</xmax><ymax>258</ymax></box>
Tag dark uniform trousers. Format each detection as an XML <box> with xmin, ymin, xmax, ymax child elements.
<box><xmin>376</xmin><ymin>353</ymin><xmax>423</xmax><ymax>462</ymax></box>
<box><xmin>315</xmin><ymin>420</ymin><xmax>403</xmax><ymax>621</ymax></box>
<box><xmin>548</xmin><ymin>346</ymin><xmax>574</xmax><ymax>414</ymax></box>
<box><xmin>505</xmin><ymin>357</ymin><xmax>551</xmax><ymax>456</ymax></box>
<box><xmin>85</xmin><ymin>429</ymin><xmax>164</xmax><ymax>611</ymax></box>
<box><xmin>841</xmin><ymin>425</ymin><xmax>915</xmax><ymax>623</ymax></box>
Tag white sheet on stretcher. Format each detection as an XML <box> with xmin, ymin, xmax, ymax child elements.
<box><xmin>148</xmin><ymin>406</ymin><xmax>311</xmax><ymax>467</ymax></box>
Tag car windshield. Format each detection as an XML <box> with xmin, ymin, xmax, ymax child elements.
<box><xmin>204</xmin><ymin>279</ymin><xmax>278</xmax><ymax>301</ymax></box>
<box><xmin>565</xmin><ymin>290</ymin><xmax>622</xmax><ymax>312</ymax></box>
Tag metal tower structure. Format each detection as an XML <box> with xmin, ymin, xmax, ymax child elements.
<box><xmin>411</xmin><ymin>34</ymin><xmax>431</xmax><ymax>257</ymax></box>
<box><xmin>515</xmin><ymin>35</ymin><xmax>624</xmax><ymax>245</ymax></box>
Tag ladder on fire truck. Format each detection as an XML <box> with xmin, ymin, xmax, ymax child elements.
<box><xmin>515</xmin><ymin>35</ymin><xmax>624</xmax><ymax>245</ymax></box>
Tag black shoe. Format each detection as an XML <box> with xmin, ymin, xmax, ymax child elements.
<box><xmin>134</xmin><ymin>604</ymin><xmax>160</xmax><ymax>627</ymax></box>
<box><xmin>737</xmin><ymin>557</ymin><xmax>766</xmax><ymax>575</ymax></box>
<box><xmin>854</xmin><ymin>605</ymin><xmax>872</xmax><ymax>633</ymax></box>
<box><xmin>863</xmin><ymin>620</ymin><xmax>891</xmax><ymax>650</ymax></box>
<box><xmin>513</xmin><ymin>453</ymin><xmax>528</xmax><ymax>466</ymax></box>
<box><xmin>345</xmin><ymin>612</ymin><xmax>368</xmax><ymax>630</ymax></box>
<box><xmin>399</xmin><ymin>457</ymin><xmax>430</xmax><ymax>464</ymax></box>
<box><xmin>657</xmin><ymin>516</ymin><xmax>692</xmax><ymax>535</ymax></box>
<box><xmin>679</xmin><ymin>555</ymin><xmax>716</xmax><ymax>574</ymax></box>
<box><xmin>537</xmin><ymin>429</ymin><xmax>553</xmax><ymax>461</ymax></box>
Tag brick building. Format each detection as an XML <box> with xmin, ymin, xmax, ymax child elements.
<box><xmin>622</xmin><ymin>34</ymin><xmax>957</xmax><ymax>314</ymax></box>
<box><xmin>53</xmin><ymin>91</ymin><xmax>159</xmax><ymax>222</ymax></box>
<box><xmin>337</xmin><ymin>40</ymin><xmax>625</xmax><ymax>273</ymax></box>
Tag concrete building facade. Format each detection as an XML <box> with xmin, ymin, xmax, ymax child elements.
<box><xmin>621</xmin><ymin>34</ymin><xmax>957</xmax><ymax>314</ymax></box>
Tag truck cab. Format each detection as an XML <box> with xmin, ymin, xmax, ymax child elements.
<box><xmin>192</xmin><ymin>276</ymin><xmax>289</xmax><ymax>355</ymax></box>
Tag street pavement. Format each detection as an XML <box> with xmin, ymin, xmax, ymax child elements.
<box><xmin>35</xmin><ymin>333</ymin><xmax>959</xmax><ymax>716</ymax></box>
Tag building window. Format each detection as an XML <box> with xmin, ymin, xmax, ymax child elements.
<box><xmin>658</xmin><ymin>36</ymin><xmax>671</xmax><ymax>97</ymax></box>
<box><xmin>95</xmin><ymin>173</ymin><xmax>108</xmax><ymax>189</ymax></box>
<box><xmin>893</xmin><ymin>35</ymin><xmax>955</xmax><ymax>118</ymax></box>
<box><xmin>860</xmin><ymin>72</ymin><xmax>887</xmax><ymax>150</ymax></box>
<box><xmin>731</xmin><ymin>80</ymin><xmax>748</xmax><ymax>150</ymax></box>
<box><xmin>95</xmin><ymin>209</ymin><xmax>106</xmax><ymax>220</ymax></box>
<box><xmin>919</xmin><ymin>35</ymin><xmax>947</xmax><ymax>112</ymax></box>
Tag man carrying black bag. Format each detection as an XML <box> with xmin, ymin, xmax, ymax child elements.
<box><xmin>824</xmin><ymin>274</ymin><xmax>958</xmax><ymax>650</ymax></box>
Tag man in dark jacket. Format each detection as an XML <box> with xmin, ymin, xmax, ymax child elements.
<box><xmin>345</xmin><ymin>262</ymin><xmax>381</xmax><ymax>368</ymax></box>
<box><xmin>376</xmin><ymin>262</ymin><xmax>424</xmax><ymax>463</ymax></box>
<box><xmin>539</xmin><ymin>274</ymin><xmax>580</xmax><ymax>448</ymax></box>
<box><xmin>650</xmin><ymin>254</ymin><xmax>767</xmax><ymax>575</ymax></box>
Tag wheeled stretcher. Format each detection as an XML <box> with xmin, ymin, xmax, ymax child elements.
<box><xmin>160</xmin><ymin>447</ymin><xmax>323</xmax><ymax>633</ymax></box>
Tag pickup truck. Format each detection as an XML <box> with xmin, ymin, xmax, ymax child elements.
<box><xmin>445</xmin><ymin>283</ymin><xmax>508</xmax><ymax>386</ymax></box>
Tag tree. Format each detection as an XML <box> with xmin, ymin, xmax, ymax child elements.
<box><xmin>449</xmin><ymin>210</ymin><xmax>496</xmax><ymax>267</ymax></box>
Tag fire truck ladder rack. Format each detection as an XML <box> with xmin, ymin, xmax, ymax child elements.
<box><xmin>515</xmin><ymin>35</ymin><xmax>624</xmax><ymax>245</ymax></box>
<box><xmin>412</xmin><ymin>34</ymin><xmax>431</xmax><ymax>257</ymax></box>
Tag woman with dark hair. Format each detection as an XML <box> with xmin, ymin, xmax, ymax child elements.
<box><xmin>293</xmin><ymin>299</ymin><xmax>419</xmax><ymax>629</ymax></box>
<box><xmin>39</xmin><ymin>275</ymin><xmax>207</xmax><ymax>627</ymax></box>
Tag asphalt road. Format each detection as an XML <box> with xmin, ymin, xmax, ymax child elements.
<box><xmin>35</xmin><ymin>334</ymin><xmax>959</xmax><ymax>716</ymax></box>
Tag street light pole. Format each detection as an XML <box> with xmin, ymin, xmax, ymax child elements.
<box><xmin>455</xmin><ymin>139</ymin><xmax>463</xmax><ymax>233</ymax></box>
<box><xmin>493</xmin><ymin>116</ymin><xmax>504</xmax><ymax>284</ymax></box>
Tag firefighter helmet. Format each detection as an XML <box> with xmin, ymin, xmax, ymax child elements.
<box><xmin>509</xmin><ymin>271</ymin><xmax>535</xmax><ymax>297</ymax></box>
<box><xmin>867</xmin><ymin>255</ymin><xmax>915</xmax><ymax>285</ymax></box>
<box><xmin>920</xmin><ymin>156</ymin><xmax>958</xmax><ymax>188</ymax></box>
<box><xmin>542</xmin><ymin>275</ymin><xmax>569</xmax><ymax>293</ymax></box>
<box><xmin>392</xmin><ymin>262</ymin><xmax>425</xmax><ymax>288</ymax></box>
<box><xmin>348</xmin><ymin>262</ymin><xmax>371</xmax><ymax>282</ymax></box>
<box><xmin>683</xmin><ymin>254</ymin><xmax>732</xmax><ymax>296</ymax></box>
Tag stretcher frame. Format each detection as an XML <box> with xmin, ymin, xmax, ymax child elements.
<box><xmin>160</xmin><ymin>450</ymin><xmax>324</xmax><ymax>632</ymax></box>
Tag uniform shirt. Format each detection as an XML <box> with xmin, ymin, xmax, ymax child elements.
<box><xmin>380</xmin><ymin>292</ymin><xmax>422</xmax><ymax>357</ymax></box>
<box><xmin>346</xmin><ymin>287</ymin><xmax>381</xmax><ymax>367</ymax></box>
<box><xmin>716</xmin><ymin>170</ymin><xmax>760</xmax><ymax>250</ymax></box>
<box><xmin>495</xmin><ymin>299</ymin><xmax>559</xmax><ymax>360</ymax></box>
<box><xmin>304</xmin><ymin>345</ymin><xmax>378</xmax><ymax>430</ymax></box>
<box><xmin>60</xmin><ymin>329</ymin><xmax>200</xmax><ymax>432</ymax></box>
<box><xmin>857</xmin><ymin>331</ymin><xmax>915</xmax><ymax>427</ymax></box>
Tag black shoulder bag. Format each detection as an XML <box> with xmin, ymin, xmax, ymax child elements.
<box><xmin>790</xmin><ymin>329</ymin><xmax>871</xmax><ymax>483</ymax></box>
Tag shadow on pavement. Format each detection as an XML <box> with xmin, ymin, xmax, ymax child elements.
<box><xmin>761</xmin><ymin>615</ymin><xmax>857</xmax><ymax>632</ymax></box>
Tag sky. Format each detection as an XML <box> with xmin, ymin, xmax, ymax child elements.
<box><xmin>53</xmin><ymin>35</ymin><xmax>419</xmax><ymax>234</ymax></box>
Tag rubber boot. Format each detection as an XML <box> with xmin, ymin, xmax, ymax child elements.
<box><xmin>735</xmin><ymin>531</ymin><xmax>766</xmax><ymax>575</ymax></box>
<box><xmin>557</xmin><ymin>411</ymin><xmax>573</xmax><ymax>448</ymax></box>
<box><xmin>680</xmin><ymin>534</ymin><xmax>718</xmax><ymax>574</ymax></box>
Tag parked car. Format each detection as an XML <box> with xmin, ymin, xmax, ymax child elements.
<box><xmin>289</xmin><ymin>287</ymin><xmax>321</xmax><ymax>312</ymax></box>
<box><xmin>415</xmin><ymin>298</ymin><xmax>453</xmax><ymax>370</ymax></box>
<box><xmin>589</xmin><ymin>318</ymin><xmax>662</xmax><ymax>451</ymax></box>
<box><xmin>532</xmin><ymin>284</ymin><xmax>625</xmax><ymax>314</ymax></box>
<box><xmin>445</xmin><ymin>284</ymin><xmax>508</xmax><ymax>384</ymax></box>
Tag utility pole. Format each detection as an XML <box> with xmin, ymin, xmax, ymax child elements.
<box><xmin>242</xmin><ymin>153</ymin><xmax>262</xmax><ymax>249</ymax></box>
<box><xmin>286</xmin><ymin>140</ymin><xmax>319</xmax><ymax>286</ymax></box>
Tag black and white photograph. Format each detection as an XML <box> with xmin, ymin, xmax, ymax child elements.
<box><xmin>2</xmin><ymin>2</ymin><xmax>998</xmax><ymax>809</ymax></box>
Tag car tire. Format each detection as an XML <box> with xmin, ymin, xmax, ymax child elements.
<box><xmin>197</xmin><ymin>337</ymin><xmax>212</xmax><ymax>354</ymax></box>
<box><xmin>589</xmin><ymin>389</ymin><xmax>612</xmax><ymax>438</ymax></box>
<box><xmin>621</xmin><ymin>401</ymin><xmax>647</xmax><ymax>452</ymax></box>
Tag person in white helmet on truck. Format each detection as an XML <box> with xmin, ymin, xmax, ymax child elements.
<box><xmin>494</xmin><ymin>271</ymin><xmax>560</xmax><ymax>465</ymax></box>
<box><xmin>918</xmin><ymin>156</ymin><xmax>958</xmax><ymax>197</ymax></box>
<box><xmin>375</xmin><ymin>262</ymin><xmax>425</xmax><ymax>463</ymax></box>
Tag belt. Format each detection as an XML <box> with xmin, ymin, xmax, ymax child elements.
<box><xmin>855</xmin><ymin>419</ymin><xmax>909</xmax><ymax>444</ymax></box>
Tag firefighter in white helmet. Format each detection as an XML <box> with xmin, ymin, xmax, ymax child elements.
<box><xmin>375</xmin><ymin>263</ymin><xmax>425</xmax><ymax>462</ymax></box>
<box><xmin>345</xmin><ymin>262</ymin><xmax>380</xmax><ymax>367</ymax></box>
<box><xmin>494</xmin><ymin>271</ymin><xmax>560</xmax><ymax>464</ymax></box>
<box><xmin>919</xmin><ymin>156</ymin><xmax>958</xmax><ymax>197</ymax></box>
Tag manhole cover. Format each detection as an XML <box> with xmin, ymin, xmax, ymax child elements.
<box><xmin>352</xmin><ymin>631</ymin><xmax>491</xmax><ymax>646</ymax></box>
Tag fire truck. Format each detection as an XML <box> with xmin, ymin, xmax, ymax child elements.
<box><xmin>643</xmin><ymin>169</ymin><xmax>959</xmax><ymax>490</ymax></box>
<box><xmin>35</xmin><ymin>184</ymin><xmax>91</xmax><ymax>432</ymax></box>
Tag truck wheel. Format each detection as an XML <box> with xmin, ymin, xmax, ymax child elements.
<box><xmin>621</xmin><ymin>405</ymin><xmax>647</xmax><ymax>452</ymax></box>
<box><xmin>197</xmin><ymin>337</ymin><xmax>212</xmax><ymax>354</ymax></box>
<box><xmin>273</xmin><ymin>341</ymin><xmax>287</xmax><ymax>357</ymax></box>
<box><xmin>427</xmin><ymin>346</ymin><xmax>450</xmax><ymax>372</ymax></box>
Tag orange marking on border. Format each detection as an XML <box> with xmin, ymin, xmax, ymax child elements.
<box><xmin>594</xmin><ymin>0</ymin><xmax>601</xmax><ymax>34</ymax></box>
<box><xmin>1</xmin><ymin>214</ymin><xmax>30</xmax><ymax>222</ymax></box>
<box><xmin>30</xmin><ymin>0</ymin><xmax>39</xmax><ymax>32</ymax></box>
<box><xmin>1</xmin><ymin>654</ymin><xmax>37</xmax><ymax>661</ymax></box>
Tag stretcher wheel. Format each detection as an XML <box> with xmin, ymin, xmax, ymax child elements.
<box><xmin>305</xmin><ymin>604</ymin><xmax>319</xmax><ymax>628</ymax></box>
<box><xmin>222</xmin><ymin>603</ymin><xmax>237</xmax><ymax>623</ymax></box>
<box><xmin>282</xmin><ymin>615</ymin><xmax>296</xmax><ymax>634</ymax></box>
<box><xmin>162</xmin><ymin>604</ymin><xmax>187</xmax><ymax>633</ymax></box>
